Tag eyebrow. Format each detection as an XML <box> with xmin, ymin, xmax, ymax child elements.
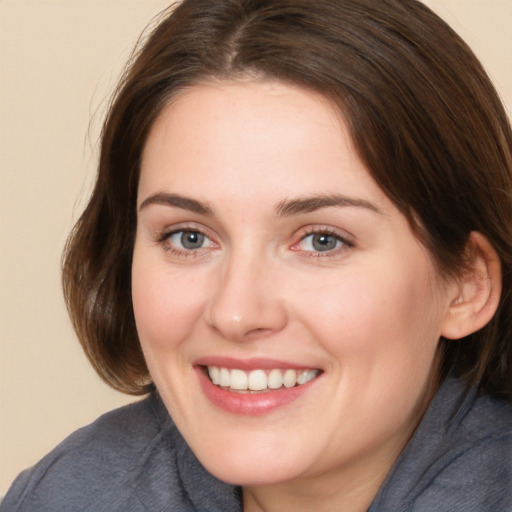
<box><xmin>139</xmin><ymin>193</ymin><xmax>213</xmax><ymax>215</ymax></box>
<box><xmin>138</xmin><ymin>192</ymin><xmax>382</xmax><ymax>217</ymax></box>
<box><xmin>275</xmin><ymin>194</ymin><xmax>383</xmax><ymax>217</ymax></box>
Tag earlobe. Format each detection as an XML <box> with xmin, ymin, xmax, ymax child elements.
<box><xmin>441</xmin><ymin>232</ymin><xmax>502</xmax><ymax>340</ymax></box>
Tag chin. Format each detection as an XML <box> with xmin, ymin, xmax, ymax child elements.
<box><xmin>185</xmin><ymin>426</ymin><xmax>317</xmax><ymax>487</ymax></box>
<box><xmin>204</xmin><ymin>456</ymin><xmax>303</xmax><ymax>487</ymax></box>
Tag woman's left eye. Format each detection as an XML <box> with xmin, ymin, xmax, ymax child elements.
<box><xmin>296</xmin><ymin>231</ymin><xmax>350</xmax><ymax>253</ymax></box>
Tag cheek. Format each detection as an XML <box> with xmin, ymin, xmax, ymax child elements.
<box><xmin>303</xmin><ymin>265</ymin><xmax>444</xmax><ymax>429</ymax></box>
<box><xmin>131</xmin><ymin>258</ymin><xmax>208</xmax><ymax>351</ymax></box>
<box><xmin>295</xmin><ymin>262</ymin><xmax>443</xmax><ymax>367</ymax></box>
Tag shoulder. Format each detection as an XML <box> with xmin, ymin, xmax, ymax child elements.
<box><xmin>412</xmin><ymin>390</ymin><xmax>512</xmax><ymax>512</ymax></box>
<box><xmin>1</xmin><ymin>394</ymin><xmax>176</xmax><ymax>512</ymax></box>
<box><xmin>372</xmin><ymin>379</ymin><xmax>512</xmax><ymax>512</ymax></box>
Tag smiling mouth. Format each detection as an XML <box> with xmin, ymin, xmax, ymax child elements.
<box><xmin>205</xmin><ymin>366</ymin><xmax>321</xmax><ymax>393</ymax></box>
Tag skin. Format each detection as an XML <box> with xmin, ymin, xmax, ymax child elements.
<box><xmin>132</xmin><ymin>80</ymin><xmax>464</xmax><ymax>511</ymax></box>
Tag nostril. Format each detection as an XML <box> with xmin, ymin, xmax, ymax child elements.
<box><xmin>245</xmin><ymin>327</ymin><xmax>274</xmax><ymax>339</ymax></box>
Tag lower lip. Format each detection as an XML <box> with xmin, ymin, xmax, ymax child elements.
<box><xmin>196</xmin><ymin>367</ymin><xmax>319</xmax><ymax>416</ymax></box>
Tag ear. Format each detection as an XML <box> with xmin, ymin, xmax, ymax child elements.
<box><xmin>441</xmin><ymin>232</ymin><xmax>502</xmax><ymax>340</ymax></box>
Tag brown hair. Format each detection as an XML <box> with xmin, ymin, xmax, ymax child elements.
<box><xmin>62</xmin><ymin>0</ymin><xmax>512</xmax><ymax>398</ymax></box>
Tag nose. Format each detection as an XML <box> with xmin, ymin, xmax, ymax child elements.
<box><xmin>204</xmin><ymin>252</ymin><xmax>288</xmax><ymax>342</ymax></box>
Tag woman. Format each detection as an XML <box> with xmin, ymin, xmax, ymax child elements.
<box><xmin>3</xmin><ymin>0</ymin><xmax>511</xmax><ymax>510</ymax></box>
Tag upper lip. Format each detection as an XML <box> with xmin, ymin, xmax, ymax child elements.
<box><xmin>193</xmin><ymin>356</ymin><xmax>321</xmax><ymax>371</ymax></box>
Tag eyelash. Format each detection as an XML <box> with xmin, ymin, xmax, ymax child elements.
<box><xmin>293</xmin><ymin>228</ymin><xmax>354</xmax><ymax>258</ymax></box>
<box><xmin>157</xmin><ymin>227</ymin><xmax>216</xmax><ymax>258</ymax></box>
<box><xmin>157</xmin><ymin>226</ymin><xmax>354</xmax><ymax>259</ymax></box>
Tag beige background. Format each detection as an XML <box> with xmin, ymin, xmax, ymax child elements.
<box><xmin>1</xmin><ymin>0</ymin><xmax>511</xmax><ymax>496</ymax></box>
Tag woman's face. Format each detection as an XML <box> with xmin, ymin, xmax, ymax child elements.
<box><xmin>132</xmin><ymin>80</ymin><xmax>457</xmax><ymax>490</ymax></box>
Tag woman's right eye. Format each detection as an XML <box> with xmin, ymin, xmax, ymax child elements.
<box><xmin>162</xmin><ymin>229</ymin><xmax>216</xmax><ymax>254</ymax></box>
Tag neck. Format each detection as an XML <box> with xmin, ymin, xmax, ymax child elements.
<box><xmin>243</xmin><ymin>476</ymin><xmax>377</xmax><ymax>512</ymax></box>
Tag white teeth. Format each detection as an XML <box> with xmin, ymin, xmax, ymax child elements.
<box><xmin>267</xmin><ymin>368</ymin><xmax>283</xmax><ymax>389</ymax></box>
<box><xmin>207</xmin><ymin>366</ymin><xmax>319</xmax><ymax>392</ymax></box>
<box><xmin>219</xmin><ymin>367</ymin><xmax>230</xmax><ymax>387</ymax></box>
<box><xmin>248</xmin><ymin>369</ymin><xmax>267</xmax><ymax>391</ymax></box>
<box><xmin>283</xmin><ymin>369</ymin><xmax>297</xmax><ymax>388</ymax></box>
<box><xmin>297</xmin><ymin>369</ymin><xmax>318</xmax><ymax>385</ymax></box>
<box><xmin>209</xmin><ymin>366</ymin><xmax>220</xmax><ymax>385</ymax></box>
<box><xmin>230</xmin><ymin>369</ymin><xmax>247</xmax><ymax>390</ymax></box>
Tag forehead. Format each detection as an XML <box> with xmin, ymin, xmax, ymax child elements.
<box><xmin>138</xmin><ymin>79</ymin><xmax>388</xmax><ymax>210</ymax></box>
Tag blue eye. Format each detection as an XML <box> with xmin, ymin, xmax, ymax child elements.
<box><xmin>168</xmin><ymin>230</ymin><xmax>211</xmax><ymax>250</ymax></box>
<box><xmin>298</xmin><ymin>232</ymin><xmax>344</xmax><ymax>252</ymax></box>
